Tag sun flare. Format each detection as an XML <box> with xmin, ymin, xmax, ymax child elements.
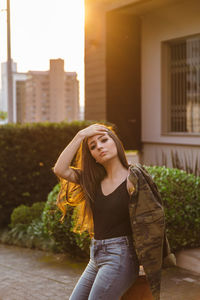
<box><xmin>0</xmin><ymin>0</ymin><xmax>85</xmax><ymax>105</ymax></box>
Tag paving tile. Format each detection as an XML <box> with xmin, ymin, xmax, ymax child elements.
<box><xmin>0</xmin><ymin>244</ymin><xmax>200</xmax><ymax>300</ymax></box>
<box><xmin>0</xmin><ymin>244</ymin><xmax>84</xmax><ymax>300</ymax></box>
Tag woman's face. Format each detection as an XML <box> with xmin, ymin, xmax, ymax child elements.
<box><xmin>87</xmin><ymin>133</ymin><xmax>118</xmax><ymax>164</ymax></box>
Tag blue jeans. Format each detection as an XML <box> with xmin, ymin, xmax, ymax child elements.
<box><xmin>69</xmin><ymin>235</ymin><xmax>139</xmax><ymax>300</ymax></box>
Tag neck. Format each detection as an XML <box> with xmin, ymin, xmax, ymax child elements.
<box><xmin>102</xmin><ymin>157</ymin><xmax>128</xmax><ymax>181</ymax></box>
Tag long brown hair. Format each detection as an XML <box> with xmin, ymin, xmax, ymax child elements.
<box><xmin>56</xmin><ymin>124</ymin><xmax>129</xmax><ymax>236</ymax></box>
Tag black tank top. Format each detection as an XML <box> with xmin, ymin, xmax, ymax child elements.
<box><xmin>92</xmin><ymin>178</ymin><xmax>132</xmax><ymax>239</ymax></box>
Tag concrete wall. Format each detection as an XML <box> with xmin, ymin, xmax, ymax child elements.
<box><xmin>84</xmin><ymin>0</ymin><xmax>144</xmax><ymax>121</ymax></box>
<box><xmin>142</xmin><ymin>143</ymin><xmax>200</xmax><ymax>176</ymax></box>
<box><xmin>84</xmin><ymin>2</ymin><xmax>107</xmax><ymax>120</ymax></box>
<box><xmin>141</xmin><ymin>0</ymin><xmax>200</xmax><ymax>169</ymax></box>
<box><xmin>141</xmin><ymin>0</ymin><xmax>200</xmax><ymax>146</ymax></box>
<box><xmin>84</xmin><ymin>0</ymin><xmax>200</xmax><ymax>171</ymax></box>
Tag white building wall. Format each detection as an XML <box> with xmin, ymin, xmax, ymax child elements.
<box><xmin>0</xmin><ymin>61</ymin><xmax>17</xmax><ymax>113</ymax></box>
<box><xmin>84</xmin><ymin>0</ymin><xmax>200</xmax><ymax>171</ymax></box>
<box><xmin>141</xmin><ymin>0</ymin><xmax>200</xmax><ymax>146</ymax></box>
<box><xmin>142</xmin><ymin>143</ymin><xmax>200</xmax><ymax>175</ymax></box>
<box><xmin>141</xmin><ymin>0</ymin><xmax>200</xmax><ymax>169</ymax></box>
<box><xmin>0</xmin><ymin>61</ymin><xmax>27</xmax><ymax>122</ymax></box>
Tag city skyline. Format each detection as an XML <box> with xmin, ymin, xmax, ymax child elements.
<box><xmin>0</xmin><ymin>0</ymin><xmax>84</xmax><ymax>106</ymax></box>
<box><xmin>1</xmin><ymin>59</ymin><xmax>81</xmax><ymax>123</ymax></box>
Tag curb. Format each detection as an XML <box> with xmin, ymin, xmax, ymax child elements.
<box><xmin>175</xmin><ymin>248</ymin><xmax>200</xmax><ymax>275</ymax></box>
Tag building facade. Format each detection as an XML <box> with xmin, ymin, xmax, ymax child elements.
<box><xmin>24</xmin><ymin>59</ymin><xmax>79</xmax><ymax>123</ymax></box>
<box><xmin>0</xmin><ymin>61</ymin><xmax>27</xmax><ymax>123</ymax></box>
<box><xmin>0</xmin><ymin>59</ymin><xmax>80</xmax><ymax>123</ymax></box>
<box><xmin>84</xmin><ymin>0</ymin><xmax>200</xmax><ymax>174</ymax></box>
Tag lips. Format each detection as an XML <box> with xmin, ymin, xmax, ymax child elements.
<box><xmin>99</xmin><ymin>151</ymin><xmax>107</xmax><ymax>157</ymax></box>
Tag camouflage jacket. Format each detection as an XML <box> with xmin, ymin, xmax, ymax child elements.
<box><xmin>127</xmin><ymin>163</ymin><xmax>176</xmax><ymax>300</ymax></box>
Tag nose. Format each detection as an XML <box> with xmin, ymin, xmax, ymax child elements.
<box><xmin>96</xmin><ymin>141</ymin><xmax>103</xmax><ymax>150</ymax></box>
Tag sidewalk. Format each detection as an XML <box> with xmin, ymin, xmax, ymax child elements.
<box><xmin>0</xmin><ymin>243</ymin><xmax>200</xmax><ymax>300</ymax></box>
<box><xmin>0</xmin><ymin>244</ymin><xmax>85</xmax><ymax>300</ymax></box>
<box><xmin>176</xmin><ymin>247</ymin><xmax>200</xmax><ymax>274</ymax></box>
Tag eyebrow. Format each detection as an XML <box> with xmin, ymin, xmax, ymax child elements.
<box><xmin>88</xmin><ymin>134</ymin><xmax>106</xmax><ymax>146</ymax></box>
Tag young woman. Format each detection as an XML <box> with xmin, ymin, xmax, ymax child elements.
<box><xmin>53</xmin><ymin>123</ymin><xmax>173</xmax><ymax>300</ymax></box>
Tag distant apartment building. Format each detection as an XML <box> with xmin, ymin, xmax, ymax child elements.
<box><xmin>0</xmin><ymin>59</ymin><xmax>80</xmax><ymax>123</ymax></box>
<box><xmin>24</xmin><ymin>59</ymin><xmax>79</xmax><ymax>123</ymax></box>
<box><xmin>0</xmin><ymin>61</ymin><xmax>27</xmax><ymax>123</ymax></box>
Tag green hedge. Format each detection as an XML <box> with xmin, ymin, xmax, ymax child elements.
<box><xmin>0</xmin><ymin>185</ymin><xmax>90</xmax><ymax>256</ymax></box>
<box><xmin>0</xmin><ymin>199</ymin><xmax>51</xmax><ymax>250</ymax></box>
<box><xmin>0</xmin><ymin>121</ymin><xmax>93</xmax><ymax>227</ymax></box>
<box><xmin>146</xmin><ymin>166</ymin><xmax>200</xmax><ymax>251</ymax></box>
<box><xmin>10</xmin><ymin>202</ymin><xmax>45</xmax><ymax>228</ymax></box>
<box><xmin>42</xmin><ymin>184</ymin><xmax>90</xmax><ymax>257</ymax></box>
<box><xmin>42</xmin><ymin>166</ymin><xmax>200</xmax><ymax>253</ymax></box>
<box><xmin>2</xmin><ymin>165</ymin><xmax>200</xmax><ymax>254</ymax></box>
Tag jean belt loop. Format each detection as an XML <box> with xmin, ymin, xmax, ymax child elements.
<box><xmin>100</xmin><ymin>239</ymin><xmax>103</xmax><ymax>249</ymax></box>
<box><xmin>126</xmin><ymin>236</ymin><xmax>129</xmax><ymax>246</ymax></box>
<box><xmin>101</xmin><ymin>240</ymin><xmax>106</xmax><ymax>251</ymax></box>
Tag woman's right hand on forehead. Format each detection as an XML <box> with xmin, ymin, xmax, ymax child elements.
<box><xmin>78</xmin><ymin>124</ymin><xmax>108</xmax><ymax>139</ymax></box>
<box><xmin>53</xmin><ymin>124</ymin><xmax>108</xmax><ymax>182</ymax></box>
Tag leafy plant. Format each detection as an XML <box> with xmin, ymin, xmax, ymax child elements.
<box><xmin>42</xmin><ymin>184</ymin><xmax>90</xmax><ymax>256</ymax></box>
<box><xmin>0</xmin><ymin>121</ymin><xmax>94</xmax><ymax>227</ymax></box>
<box><xmin>10</xmin><ymin>205</ymin><xmax>33</xmax><ymax>227</ymax></box>
<box><xmin>146</xmin><ymin>165</ymin><xmax>200</xmax><ymax>251</ymax></box>
<box><xmin>3</xmin><ymin>165</ymin><xmax>200</xmax><ymax>255</ymax></box>
<box><xmin>0</xmin><ymin>120</ymin><xmax>113</xmax><ymax>227</ymax></box>
<box><xmin>10</xmin><ymin>202</ymin><xmax>45</xmax><ymax>228</ymax></box>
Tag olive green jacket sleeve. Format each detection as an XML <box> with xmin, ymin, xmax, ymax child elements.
<box><xmin>128</xmin><ymin>163</ymin><xmax>176</xmax><ymax>300</ymax></box>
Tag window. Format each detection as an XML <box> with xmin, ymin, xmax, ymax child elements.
<box><xmin>162</xmin><ymin>34</ymin><xmax>200</xmax><ymax>134</ymax></box>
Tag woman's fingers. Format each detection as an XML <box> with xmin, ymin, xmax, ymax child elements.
<box><xmin>79</xmin><ymin>124</ymin><xmax>108</xmax><ymax>139</ymax></box>
<box><xmin>87</xmin><ymin>124</ymin><xmax>107</xmax><ymax>135</ymax></box>
<box><xmin>92</xmin><ymin>125</ymin><xmax>108</xmax><ymax>135</ymax></box>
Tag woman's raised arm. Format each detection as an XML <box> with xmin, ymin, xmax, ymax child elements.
<box><xmin>53</xmin><ymin>124</ymin><xmax>107</xmax><ymax>183</ymax></box>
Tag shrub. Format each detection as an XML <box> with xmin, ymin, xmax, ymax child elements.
<box><xmin>10</xmin><ymin>202</ymin><xmax>45</xmax><ymax>228</ymax></box>
<box><xmin>0</xmin><ymin>221</ymin><xmax>54</xmax><ymax>251</ymax></box>
<box><xmin>0</xmin><ymin>120</ymin><xmax>94</xmax><ymax>227</ymax></box>
<box><xmin>6</xmin><ymin>165</ymin><xmax>199</xmax><ymax>255</ymax></box>
<box><xmin>43</xmin><ymin>166</ymin><xmax>200</xmax><ymax>254</ymax></box>
<box><xmin>42</xmin><ymin>184</ymin><xmax>90</xmax><ymax>256</ymax></box>
<box><xmin>2</xmin><ymin>199</ymin><xmax>53</xmax><ymax>250</ymax></box>
<box><xmin>10</xmin><ymin>205</ymin><xmax>33</xmax><ymax>227</ymax></box>
<box><xmin>30</xmin><ymin>202</ymin><xmax>46</xmax><ymax>220</ymax></box>
<box><xmin>146</xmin><ymin>166</ymin><xmax>200</xmax><ymax>252</ymax></box>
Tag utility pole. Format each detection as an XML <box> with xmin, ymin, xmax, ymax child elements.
<box><xmin>7</xmin><ymin>0</ymin><xmax>13</xmax><ymax>123</ymax></box>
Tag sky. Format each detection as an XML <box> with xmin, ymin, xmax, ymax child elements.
<box><xmin>0</xmin><ymin>0</ymin><xmax>85</xmax><ymax>106</ymax></box>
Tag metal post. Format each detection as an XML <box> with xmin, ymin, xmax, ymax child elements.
<box><xmin>7</xmin><ymin>0</ymin><xmax>13</xmax><ymax>123</ymax></box>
